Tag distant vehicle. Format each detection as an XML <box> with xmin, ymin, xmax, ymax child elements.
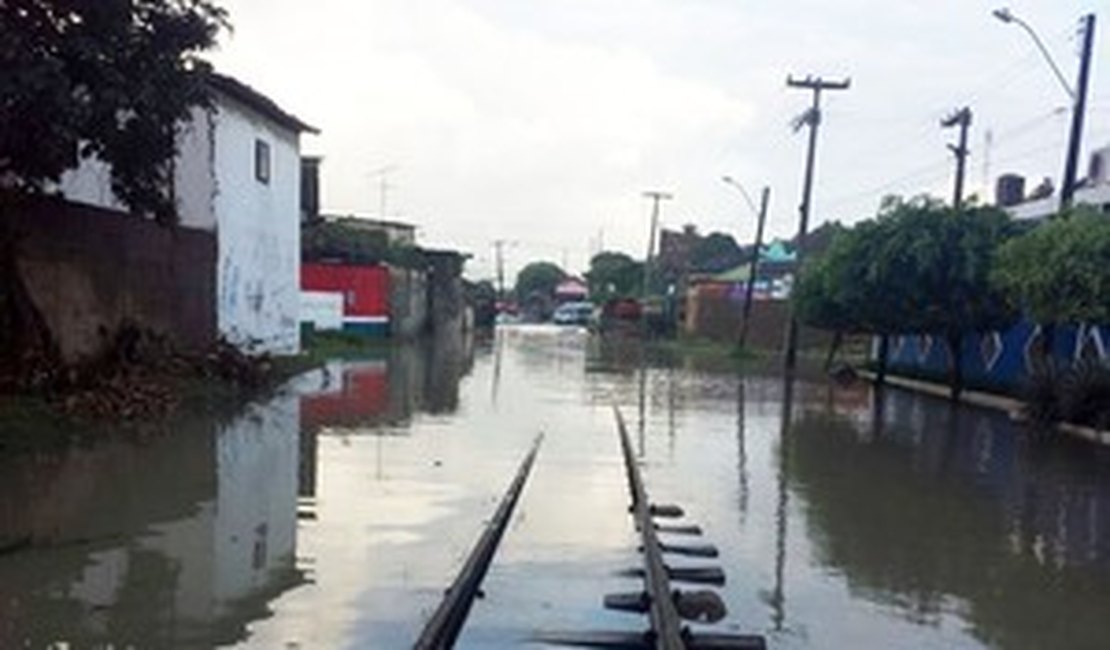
<box><xmin>552</xmin><ymin>301</ymin><xmax>594</xmax><ymax>325</ymax></box>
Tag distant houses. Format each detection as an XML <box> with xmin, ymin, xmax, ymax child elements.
<box><xmin>57</xmin><ymin>72</ymin><xmax>317</xmax><ymax>355</ymax></box>
<box><xmin>298</xmin><ymin>210</ymin><xmax>471</xmax><ymax>339</ymax></box>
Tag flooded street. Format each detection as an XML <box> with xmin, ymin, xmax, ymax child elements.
<box><xmin>5</xmin><ymin>326</ymin><xmax>1110</xmax><ymax>649</ymax></box>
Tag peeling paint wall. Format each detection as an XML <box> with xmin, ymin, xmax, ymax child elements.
<box><xmin>54</xmin><ymin>94</ymin><xmax>302</xmax><ymax>356</ymax></box>
<box><xmin>212</xmin><ymin>96</ymin><xmax>301</xmax><ymax>354</ymax></box>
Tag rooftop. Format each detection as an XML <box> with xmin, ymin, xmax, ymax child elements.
<box><xmin>209</xmin><ymin>73</ymin><xmax>319</xmax><ymax>135</ymax></box>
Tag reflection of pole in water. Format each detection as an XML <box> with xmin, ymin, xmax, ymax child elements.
<box><xmin>771</xmin><ymin>375</ymin><xmax>795</xmax><ymax>631</ymax></box>
<box><xmin>667</xmin><ymin>363</ymin><xmax>676</xmax><ymax>460</ymax></box>
<box><xmin>736</xmin><ymin>377</ymin><xmax>749</xmax><ymax>523</ymax></box>
<box><xmin>637</xmin><ymin>361</ymin><xmax>647</xmax><ymax>458</ymax></box>
<box><xmin>490</xmin><ymin>328</ymin><xmax>504</xmax><ymax>406</ymax></box>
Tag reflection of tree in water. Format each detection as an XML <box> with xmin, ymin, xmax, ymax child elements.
<box><xmin>788</xmin><ymin>396</ymin><xmax>1110</xmax><ymax>650</ymax></box>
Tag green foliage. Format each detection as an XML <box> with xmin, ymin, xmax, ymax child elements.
<box><xmin>586</xmin><ymin>251</ymin><xmax>642</xmax><ymax>302</ymax></box>
<box><xmin>0</xmin><ymin>0</ymin><xmax>228</xmax><ymax>221</ymax></box>
<box><xmin>871</xmin><ymin>201</ymin><xmax>1018</xmax><ymax>337</ymax></box>
<box><xmin>795</xmin><ymin>198</ymin><xmax>1018</xmax><ymax>396</ymax></box>
<box><xmin>514</xmin><ymin>261</ymin><xmax>567</xmax><ymax>301</ymax></box>
<box><xmin>301</xmin><ymin>220</ymin><xmax>427</xmax><ymax>270</ymax></box>
<box><xmin>993</xmin><ymin>207</ymin><xmax>1110</xmax><ymax>325</ymax></box>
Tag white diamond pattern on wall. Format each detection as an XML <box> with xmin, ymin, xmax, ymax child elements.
<box><xmin>980</xmin><ymin>331</ymin><xmax>1004</xmax><ymax>372</ymax></box>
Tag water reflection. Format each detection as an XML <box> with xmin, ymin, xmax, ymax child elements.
<box><xmin>0</xmin><ymin>330</ymin><xmax>475</xmax><ymax>649</ymax></box>
<box><xmin>0</xmin><ymin>394</ymin><xmax>304</xmax><ymax>648</ymax></box>
<box><xmin>790</xmin><ymin>387</ymin><xmax>1110</xmax><ymax>650</ymax></box>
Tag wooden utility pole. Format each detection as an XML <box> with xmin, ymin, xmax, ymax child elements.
<box><xmin>738</xmin><ymin>186</ymin><xmax>770</xmax><ymax>350</ymax></box>
<box><xmin>492</xmin><ymin>239</ymin><xmax>514</xmax><ymax>300</ymax></box>
<box><xmin>640</xmin><ymin>191</ymin><xmax>672</xmax><ymax>299</ymax></box>
<box><xmin>942</xmin><ymin>107</ymin><xmax>972</xmax><ymax>210</ymax></box>
<box><xmin>1061</xmin><ymin>13</ymin><xmax>1096</xmax><ymax>210</ymax></box>
<box><xmin>783</xmin><ymin>75</ymin><xmax>850</xmax><ymax>372</ymax></box>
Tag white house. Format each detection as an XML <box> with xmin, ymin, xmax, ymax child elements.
<box><xmin>58</xmin><ymin>73</ymin><xmax>317</xmax><ymax>355</ymax></box>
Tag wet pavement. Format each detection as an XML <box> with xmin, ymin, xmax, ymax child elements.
<box><xmin>4</xmin><ymin>325</ymin><xmax>1110</xmax><ymax>649</ymax></box>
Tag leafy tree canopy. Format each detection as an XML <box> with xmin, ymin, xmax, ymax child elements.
<box><xmin>1</xmin><ymin>0</ymin><xmax>229</xmax><ymax>221</ymax></box>
<box><xmin>514</xmin><ymin>261</ymin><xmax>567</xmax><ymax>301</ymax></box>
<box><xmin>586</xmin><ymin>251</ymin><xmax>642</xmax><ymax>302</ymax></box>
<box><xmin>993</xmin><ymin>206</ymin><xmax>1110</xmax><ymax>325</ymax></box>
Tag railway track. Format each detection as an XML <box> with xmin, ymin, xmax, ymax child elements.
<box><xmin>413</xmin><ymin>403</ymin><xmax>767</xmax><ymax>649</ymax></box>
<box><xmin>413</xmin><ymin>434</ymin><xmax>544</xmax><ymax>650</ymax></box>
<box><xmin>537</xmin><ymin>406</ymin><xmax>766</xmax><ymax>649</ymax></box>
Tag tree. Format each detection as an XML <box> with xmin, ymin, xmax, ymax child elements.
<box><xmin>993</xmin><ymin>207</ymin><xmax>1110</xmax><ymax>359</ymax></box>
<box><xmin>1</xmin><ymin>0</ymin><xmax>228</xmax><ymax>221</ymax></box>
<box><xmin>586</xmin><ymin>251</ymin><xmax>642</xmax><ymax>302</ymax></box>
<box><xmin>514</xmin><ymin>261</ymin><xmax>567</xmax><ymax>302</ymax></box>
<box><xmin>1</xmin><ymin>0</ymin><xmax>228</xmax><ymax>363</ymax></box>
<box><xmin>795</xmin><ymin>221</ymin><xmax>901</xmax><ymax>376</ymax></box>
<box><xmin>866</xmin><ymin>200</ymin><xmax>1017</xmax><ymax>397</ymax></box>
<box><xmin>796</xmin><ymin>198</ymin><xmax>1018</xmax><ymax>397</ymax></box>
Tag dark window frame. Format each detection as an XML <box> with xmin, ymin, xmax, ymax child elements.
<box><xmin>255</xmin><ymin>139</ymin><xmax>271</xmax><ymax>184</ymax></box>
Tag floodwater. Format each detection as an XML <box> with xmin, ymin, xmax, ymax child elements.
<box><xmin>4</xmin><ymin>326</ymin><xmax>1110</xmax><ymax>649</ymax></box>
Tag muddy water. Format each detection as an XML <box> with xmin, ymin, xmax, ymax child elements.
<box><xmin>4</xmin><ymin>325</ymin><xmax>1110</xmax><ymax>649</ymax></box>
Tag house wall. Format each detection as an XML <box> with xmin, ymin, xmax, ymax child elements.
<box><xmin>10</xmin><ymin>197</ymin><xmax>216</xmax><ymax>362</ymax></box>
<box><xmin>301</xmin><ymin>262</ymin><xmax>390</xmax><ymax>336</ymax></box>
<box><xmin>212</xmin><ymin>96</ymin><xmax>302</xmax><ymax>354</ymax></box>
<box><xmin>55</xmin><ymin>106</ymin><xmax>218</xmax><ymax>231</ymax></box>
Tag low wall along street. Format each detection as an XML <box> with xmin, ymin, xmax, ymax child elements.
<box><xmin>684</xmin><ymin>283</ymin><xmax>830</xmax><ymax>351</ymax></box>
<box><xmin>886</xmin><ymin>322</ymin><xmax>1110</xmax><ymax>393</ymax></box>
<box><xmin>8</xmin><ymin>197</ymin><xmax>217</xmax><ymax>362</ymax></box>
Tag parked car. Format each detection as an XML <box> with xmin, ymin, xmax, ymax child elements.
<box><xmin>552</xmin><ymin>301</ymin><xmax>595</xmax><ymax>326</ymax></box>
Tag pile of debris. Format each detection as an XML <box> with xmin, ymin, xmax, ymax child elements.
<box><xmin>3</xmin><ymin>324</ymin><xmax>281</xmax><ymax>423</ymax></box>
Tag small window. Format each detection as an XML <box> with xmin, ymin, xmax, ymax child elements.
<box><xmin>255</xmin><ymin>139</ymin><xmax>271</xmax><ymax>184</ymax></box>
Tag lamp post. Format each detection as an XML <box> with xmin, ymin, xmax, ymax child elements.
<box><xmin>993</xmin><ymin>8</ymin><xmax>1096</xmax><ymax>210</ymax></box>
<box><xmin>722</xmin><ymin>176</ymin><xmax>770</xmax><ymax>350</ymax></box>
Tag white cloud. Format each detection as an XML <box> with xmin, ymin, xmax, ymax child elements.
<box><xmin>212</xmin><ymin>0</ymin><xmax>1110</xmax><ymax>281</ymax></box>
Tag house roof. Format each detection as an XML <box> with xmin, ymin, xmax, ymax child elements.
<box><xmin>209</xmin><ymin>73</ymin><xmax>320</xmax><ymax>135</ymax></box>
<box><xmin>326</xmin><ymin>214</ymin><xmax>417</xmax><ymax>232</ymax></box>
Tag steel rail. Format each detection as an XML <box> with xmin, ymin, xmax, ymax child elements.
<box><xmin>613</xmin><ymin>405</ymin><xmax>688</xmax><ymax>649</ymax></box>
<box><xmin>413</xmin><ymin>433</ymin><xmax>544</xmax><ymax>650</ymax></box>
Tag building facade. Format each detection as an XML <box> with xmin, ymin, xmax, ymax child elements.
<box><xmin>58</xmin><ymin>73</ymin><xmax>316</xmax><ymax>355</ymax></box>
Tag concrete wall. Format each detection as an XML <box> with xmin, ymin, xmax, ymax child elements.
<box><xmin>886</xmin><ymin>322</ymin><xmax>1110</xmax><ymax>392</ymax></box>
<box><xmin>389</xmin><ymin>267</ymin><xmax>428</xmax><ymax>338</ymax></box>
<box><xmin>213</xmin><ymin>96</ymin><xmax>301</xmax><ymax>354</ymax></box>
<box><xmin>684</xmin><ymin>283</ymin><xmax>830</xmax><ymax>351</ymax></box>
<box><xmin>9</xmin><ymin>197</ymin><xmax>216</xmax><ymax>362</ymax></box>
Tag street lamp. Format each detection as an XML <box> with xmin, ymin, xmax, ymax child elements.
<box><xmin>993</xmin><ymin>8</ymin><xmax>1096</xmax><ymax>210</ymax></box>
<box><xmin>721</xmin><ymin>176</ymin><xmax>770</xmax><ymax>349</ymax></box>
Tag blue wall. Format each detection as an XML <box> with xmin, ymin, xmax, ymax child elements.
<box><xmin>885</xmin><ymin>321</ymin><xmax>1110</xmax><ymax>392</ymax></box>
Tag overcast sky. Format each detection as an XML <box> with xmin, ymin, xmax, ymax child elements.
<box><xmin>210</xmin><ymin>0</ymin><xmax>1109</xmax><ymax>283</ymax></box>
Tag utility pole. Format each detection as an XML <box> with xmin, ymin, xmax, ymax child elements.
<box><xmin>783</xmin><ymin>75</ymin><xmax>850</xmax><ymax>372</ymax></box>
<box><xmin>739</xmin><ymin>187</ymin><xmax>771</xmax><ymax>350</ymax></box>
<box><xmin>641</xmin><ymin>191</ymin><xmax>672</xmax><ymax>299</ymax></box>
<box><xmin>492</xmin><ymin>239</ymin><xmax>514</xmax><ymax>300</ymax></box>
<box><xmin>1061</xmin><ymin>13</ymin><xmax>1096</xmax><ymax>210</ymax></box>
<box><xmin>941</xmin><ymin>107</ymin><xmax>972</xmax><ymax>210</ymax></box>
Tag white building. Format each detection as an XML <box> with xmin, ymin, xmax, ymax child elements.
<box><xmin>1001</xmin><ymin>143</ymin><xmax>1110</xmax><ymax>221</ymax></box>
<box><xmin>58</xmin><ymin>73</ymin><xmax>317</xmax><ymax>354</ymax></box>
